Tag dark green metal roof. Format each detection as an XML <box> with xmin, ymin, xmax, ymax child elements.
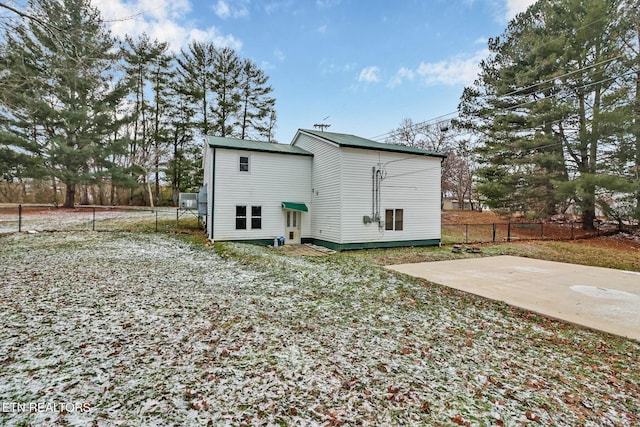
<box><xmin>207</xmin><ymin>136</ymin><xmax>312</xmax><ymax>156</ymax></box>
<box><xmin>281</xmin><ymin>202</ymin><xmax>308</xmax><ymax>212</ymax></box>
<box><xmin>298</xmin><ymin>129</ymin><xmax>446</xmax><ymax>158</ymax></box>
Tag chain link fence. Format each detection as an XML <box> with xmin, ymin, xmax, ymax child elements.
<box><xmin>1</xmin><ymin>204</ymin><xmax>630</xmax><ymax>245</ymax></box>
<box><xmin>441</xmin><ymin>221</ymin><xmax>619</xmax><ymax>244</ymax></box>
<box><xmin>0</xmin><ymin>204</ymin><xmax>202</xmax><ymax>234</ymax></box>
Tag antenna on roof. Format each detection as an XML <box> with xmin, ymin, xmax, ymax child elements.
<box><xmin>313</xmin><ymin>116</ymin><xmax>331</xmax><ymax>132</ymax></box>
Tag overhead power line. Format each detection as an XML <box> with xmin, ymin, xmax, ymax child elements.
<box><xmin>372</xmin><ymin>63</ymin><xmax>633</xmax><ymax>143</ymax></box>
<box><xmin>371</xmin><ymin>10</ymin><xmax>624</xmax><ymax>143</ymax></box>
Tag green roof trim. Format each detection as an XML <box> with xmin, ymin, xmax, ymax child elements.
<box><xmin>281</xmin><ymin>202</ymin><xmax>308</xmax><ymax>212</ymax></box>
<box><xmin>207</xmin><ymin>136</ymin><xmax>312</xmax><ymax>156</ymax></box>
<box><xmin>298</xmin><ymin>129</ymin><xmax>446</xmax><ymax>158</ymax></box>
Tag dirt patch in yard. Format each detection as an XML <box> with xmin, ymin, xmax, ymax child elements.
<box><xmin>442</xmin><ymin>210</ymin><xmax>505</xmax><ymax>224</ymax></box>
<box><xmin>570</xmin><ymin>232</ymin><xmax>640</xmax><ymax>251</ymax></box>
<box><xmin>443</xmin><ymin>210</ymin><xmax>640</xmax><ymax>249</ymax></box>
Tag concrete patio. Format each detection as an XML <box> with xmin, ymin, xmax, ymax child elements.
<box><xmin>387</xmin><ymin>256</ymin><xmax>640</xmax><ymax>341</ymax></box>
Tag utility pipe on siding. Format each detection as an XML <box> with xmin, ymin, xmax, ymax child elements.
<box><xmin>371</xmin><ymin>166</ymin><xmax>375</xmax><ymax>220</ymax></box>
<box><xmin>376</xmin><ymin>167</ymin><xmax>380</xmax><ymax>229</ymax></box>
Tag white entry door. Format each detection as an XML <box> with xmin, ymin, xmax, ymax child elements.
<box><xmin>284</xmin><ymin>210</ymin><xmax>301</xmax><ymax>244</ymax></box>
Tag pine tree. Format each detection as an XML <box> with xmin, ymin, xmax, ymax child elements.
<box><xmin>211</xmin><ymin>47</ymin><xmax>241</xmax><ymax>137</ymax></box>
<box><xmin>459</xmin><ymin>0</ymin><xmax>630</xmax><ymax>228</ymax></box>
<box><xmin>0</xmin><ymin>0</ymin><xmax>126</xmax><ymax>207</ymax></box>
<box><xmin>176</xmin><ymin>41</ymin><xmax>216</xmax><ymax>138</ymax></box>
<box><xmin>237</xmin><ymin>58</ymin><xmax>276</xmax><ymax>140</ymax></box>
<box><xmin>616</xmin><ymin>0</ymin><xmax>640</xmax><ymax>220</ymax></box>
<box><xmin>164</xmin><ymin>86</ymin><xmax>197</xmax><ymax>205</ymax></box>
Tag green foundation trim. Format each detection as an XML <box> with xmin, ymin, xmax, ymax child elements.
<box><xmin>217</xmin><ymin>237</ymin><xmax>440</xmax><ymax>251</ymax></box>
<box><xmin>311</xmin><ymin>238</ymin><xmax>441</xmax><ymax>251</ymax></box>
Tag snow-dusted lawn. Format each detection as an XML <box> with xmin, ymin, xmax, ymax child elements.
<box><xmin>1</xmin><ymin>232</ymin><xmax>638</xmax><ymax>426</ymax></box>
<box><xmin>0</xmin><ymin>207</ymin><xmax>177</xmax><ymax>233</ymax></box>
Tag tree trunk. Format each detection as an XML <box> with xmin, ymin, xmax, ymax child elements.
<box><xmin>635</xmin><ymin>40</ymin><xmax>640</xmax><ymax>220</ymax></box>
<box><xmin>81</xmin><ymin>184</ymin><xmax>89</xmax><ymax>205</ymax></box>
<box><xmin>52</xmin><ymin>177</ymin><xmax>58</xmax><ymax>206</ymax></box>
<box><xmin>172</xmin><ymin>136</ymin><xmax>179</xmax><ymax>206</ymax></box>
<box><xmin>146</xmin><ymin>179</ymin><xmax>154</xmax><ymax>210</ymax></box>
<box><xmin>582</xmin><ymin>207</ymin><xmax>596</xmax><ymax>230</ymax></box>
<box><xmin>64</xmin><ymin>183</ymin><xmax>75</xmax><ymax>208</ymax></box>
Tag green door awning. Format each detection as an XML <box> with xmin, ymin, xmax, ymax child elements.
<box><xmin>281</xmin><ymin>202</ymin><xmax>308</xmax><ymax>212</ymax></box>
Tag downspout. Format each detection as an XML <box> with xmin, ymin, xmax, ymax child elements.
<box><xmin>210</xmin><ymin>148</ymin><xmax>216</xmax><ymax>240</ymax></box>
<box><xmin>376</xmin><ymin>166</ymin><xmax>382</xmax><ymax>230</ymax></box>
<box><xmin>371</xmin><ymin>166</ymin><xmax>375</xmax><ymax>219</ymax></box>
<box><xmin>440</xmin><ymin>156</ymin><xmax>445</xmax><ymax>210</ymax></box>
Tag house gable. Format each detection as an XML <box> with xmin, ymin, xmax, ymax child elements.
<box><xmin>291</xmin><ymin>129</ymin><xmax>443</xmax><ymax>248</ymax></box>
<box><xmin>294</xmin><ymin>129</ymin><xmax>446</xmax><ymax>159</ymax></box>
<box><xmin>203</xmin><ymin>136</ymin><xmax>312</xmax><ymax>243</ymax></box>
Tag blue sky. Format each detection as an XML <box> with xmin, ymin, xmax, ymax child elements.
<box><xmin>94</xmin><ymin>0</ymin><xmax>536</xmax><ymax>142</ymax></box>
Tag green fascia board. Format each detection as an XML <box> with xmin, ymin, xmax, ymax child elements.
<box><xmin>281</xmin><ymin>202</ymin><xmax>308</xmax><ymax>212</ymax></box>
<box><xmin>207</xmin><ymin>136</ymin><xmax>312</xmax><ymax>156</ymax></box>
<box><xmin>298</xmin><ymin>129</ymin><xmax>446</xmax><ymax>159</ymax></box>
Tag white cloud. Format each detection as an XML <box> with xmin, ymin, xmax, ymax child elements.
<box><xmin>358</xmin><ymin>66</ymin><xmax>381</xmax><ymax>83</ymax></box>
<box><xmin>388</xmin><ymin>67</ymin><xmax>415</xmax><ymax>88</ymax></box>
<box><xmin>190</xmin><ymin>28</ymin><xmax>242</xmax><ymax>50</ymax></box>
<box><xmin>92</xmin><ymin>0</ymin><xmax>241</xmax><ymax>52</ymax></box>
<box><xmin>213</xmin><ymin>0</ymin><xmax>249</xmax><ymax>19</ymax></box>
<box><xmin>317</xmin><ymin>24</ymin><xmax>327</xmax><ymax>34</ymax></box>
<box><xmin>416</xmin><ymin>49</ymin><xmax>488</xmax><ymax>85</ymax></box>
<box><xmin>504</xmin><ymin>0</ymin><xmax>537</xmax><ymax>20</ymax></box>
<box><xmin>388</xmin><ymin>49</ymin><xmax>489</xmax><ymax>88</ymax></box>
<box><xmin>141</xmin><ymin>0</ymin><xmax>191</xmax><ymax>20</ymax></box>
<box><xmin>213</xmin><ymin>0</ymin><xmax>231</xmax><ymax>18</ymax></box>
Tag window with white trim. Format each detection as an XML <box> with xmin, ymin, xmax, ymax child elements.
<box><xmin>385</xmin><ymin>209</ymin><xmax>403</xmax><ymax>231</ymax></box>
<box><xmin>235</xmin><ymin>205</ymin><xmax>247</xmax><ymax>229</ymax></box>
<box><xmin>239</xmin><ymin>155</ymin><xmax>249</xmax><ymax>172</ymax></box>
<box><xmin>251</xmin><ymin>206</ymin><xmax>262</xmax><ymax>229</ymax></box>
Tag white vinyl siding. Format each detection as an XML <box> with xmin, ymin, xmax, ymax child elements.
<box><xmin>206</xmin><ymin>133</ymin><xmax>442</xmax><ymax>248</ymax></box>
<box><xmin>212</xmin><ymin>148</ymin><xmax>311</xmax><ymax>241</ymax></box>
<box><xmin>202</xmin><ymin>142</ymin><xmax>215</xmax><ymax>239</ymax></box>
<box><xmin>292</xmin><ymin>133</ymin><xmax>343</xmax><ymax>243</ymax></box>
<box><xmin>340</xmin><ymin>147</ymin><xmax>441</xmax><ymax>244</ymax></box>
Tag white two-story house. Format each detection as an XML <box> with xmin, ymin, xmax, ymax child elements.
<box><xmin>202</xmin><ymin>129</ymin><xmax>445</xmax><ymax>251</ymax></box>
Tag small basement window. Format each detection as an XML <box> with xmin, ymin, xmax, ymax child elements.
<box><xmin>251</xmin><ymin>206</ymin><xmax>262</xmax><ymax>229</ymax></box>
<box><xmin>235</xmin><ymin>205</ymin><xmax>247</xmax><ymax>229</ymax></box>
<box><xmin>385</xmin><ymin>209</ymin><xmax>403</xmax><ymax>231</ymax></box>
<box><xmin>239</xmin><ymin>156</ymin><xmax>249</xmax><ymax>172</ymax></box>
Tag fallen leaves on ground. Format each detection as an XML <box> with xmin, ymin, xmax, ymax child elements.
<box><xmin>0</xmin><ymin>232</ymin><xmax>638</xmax><ymax>425</ymax></box>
